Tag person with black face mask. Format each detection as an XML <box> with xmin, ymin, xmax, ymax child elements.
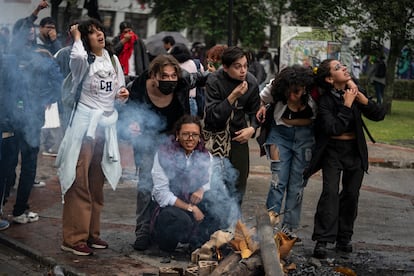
<box><xmin>119</xmin><ymin>54</ymin><xmax>209</xmax><ymax>251</ymax></box>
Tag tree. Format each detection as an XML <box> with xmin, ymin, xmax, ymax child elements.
<box><xmin>288</xmin><ymin>0</ymin><xmax>414</xmax><ymax>113</ymax></box>
<box><xmin>350</xmin><ymin>0</ymin><xmax>414</xmax><ymax>113</ymax></box>
<box><xmin>149</xmin><ymin>0</ymin><xmax>269</xmax><ymax>49</ymax></box>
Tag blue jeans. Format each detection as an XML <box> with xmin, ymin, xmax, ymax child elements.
<box><xmin>189</xmin><ymin>97</ymin><xmax>198</xmax><ymax>116</ymax></box>
<box><xmin>373</xmin><ymin>81</ymin><xmax>385</xmax><ymax>105</ymax></box>
<box><xmin>264</xmin><ymin>123</ymin><xmax>314</xmax><ymax>229</ymax></box>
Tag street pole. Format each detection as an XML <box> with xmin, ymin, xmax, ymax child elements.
<box><xmin>228</xmin><ymin>0</ymin><xmax>233</xmax><ymax>46</ymax></box>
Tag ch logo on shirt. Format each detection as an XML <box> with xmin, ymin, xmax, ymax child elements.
<box><xmin>100</xmin><ymin>80</ymin><xmax>113</xmax><ymax>92</ymax></box>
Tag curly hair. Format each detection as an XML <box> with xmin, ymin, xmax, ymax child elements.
<box><xmin>270</xmin><ymin>64</ymin><xmax>314</xmax><ymax>105</ymax></box>
<box><xmin>206</xmin><ymin>44</ymin><xmax>227</xmax><ymax>62</ymax></box>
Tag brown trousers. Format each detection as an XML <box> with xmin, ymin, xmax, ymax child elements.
<box><xmin>62</xmin><ymin>129</ymin><xmax>105</xmax><ymax>247</ymax></box>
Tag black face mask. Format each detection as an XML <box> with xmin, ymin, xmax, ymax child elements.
<box><xmin>158</xmin><ymin>80</ymin><xmax>178</xmax><ymax>95</ymax></box>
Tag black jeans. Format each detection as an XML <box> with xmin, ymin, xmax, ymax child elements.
<box><xmin>153</xmin><ymin>206</ymin><xmax>193</xmax><ymax>252</ymax></box>
<box><xmin>134</xmin><ymin>146</ymin><xmax>157</xmax><ymax>239</ymax></box>
<box><xmin>0</xmin><ymin>131</ymin><xmax>39</xmax><ymax>216</ymax></box>
<box><xmin>312</xmin><ymin>139</ymin><xmax>364</xmax><ymax>244</ymax></box>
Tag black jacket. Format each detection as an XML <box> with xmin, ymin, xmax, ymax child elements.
<box><xmin>112</xmin><ymin>35</ymin><xmax>149</xmax><ymax>77</ymax></box>
<box><xmin>204</xmin><ymin>69</ymin><xmax>260</xmax><ymax>137</ymax></box>
<box><xmin>304</xmin><ymin>89</ymin><xmax>386</xmax><ymax>179</ymax></box>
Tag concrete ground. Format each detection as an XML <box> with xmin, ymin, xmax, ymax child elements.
<box><xmin>0</xmin><ymin>140</ymin><xmax>413</xmax><ymax>275</ymax></box>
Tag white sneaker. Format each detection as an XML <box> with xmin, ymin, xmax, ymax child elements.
<box><xmin>13</xmin><ymin>211</ymin><xmax>39</xmax><ymax>224</ymax></box>
<box><xmin>42</xmin><ymin>149</ymin><xmax>58</xmax><ymax>157</ymax></box>
<box><xmin>33</xmin><ymin>180</ymin><xmax>46</xmax><ymax>188</ymax></box>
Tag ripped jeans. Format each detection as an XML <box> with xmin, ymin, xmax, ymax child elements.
<box><xmin>265</xmin><ymin>123</ymin><xmax>314</xmax><ymax>230</ymax></box>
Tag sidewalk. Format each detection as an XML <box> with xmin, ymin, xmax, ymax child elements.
<box><xmin>0</xmin><ymin>141</ymin><xmax>413</xmax><ymax>275</ymax></box>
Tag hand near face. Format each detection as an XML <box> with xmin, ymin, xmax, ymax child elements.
<box><xmin>123</xmin><ymin>32</ymin><xmax>131</xmax><ymax>42</ymax></box>
<box><xmin>343</xmin><ymin>88</ymin><xmax>357</xmax><ymax>108</ymax></box>
<box><xmin>38</xmin><ymin>0</ymin><xmax>49</xmax><ymax>10</ymax></box>
<box><xmin>70</xmin><ymin>24</ymin><xmax>80</xmax><ymax>41</ymax></box>
<box><xmin>231</xmin><ymin>81</ymin><xmax>248</xmax><ymax>98</ymax></box>
<box><xmin>355</xmin><ymin>91</ymin><xmax>369</xmax><ymax>105</ymax></box>
<box><xmin>48</xmin><ymin>28</ymin><xmax>57</xmax><ymax>41</ymax></box>
<box><xmin>207</xmin><ymin>62</ymin><xmax>216</xmax><ymax>72</ymax></box>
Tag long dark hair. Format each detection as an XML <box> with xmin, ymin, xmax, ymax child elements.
<box><xmin>77</xmin><ymin>18</ymin><xmax>113</xmax><ymax>60</ymax></box>
<box><xmin>270</xmin><ymin>65</ymin><xmax>314</xmax><ymax>105</ymax></box>
<box><xmin>314</xmin><ymin>59</ymin><xmax>334</xmax><ymax>92</ymax></box>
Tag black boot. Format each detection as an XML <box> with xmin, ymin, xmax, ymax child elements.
<box><xmin>336</xmin><ymin>240</ymin><xmax>352</xmax><ymax>253</ymax></box>
<box><xmin>313</xmin><ymin>241</ymin><xmax>327</xmax><ymax>259</ymax></box>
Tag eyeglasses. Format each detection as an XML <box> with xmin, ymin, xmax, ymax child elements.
<box><xmin>333</xmin><ymin>63</ymin><xmax>347</xmax><ymax>71</ymax></box>
<box><xmin>180</xmin><ymin>132</ymin><xmax>200</xmax><ymax>140</ymax></box>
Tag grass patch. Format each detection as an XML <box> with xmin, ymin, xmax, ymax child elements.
<box><xmin>364</xmin><ymin>100</ymin><xmax>414</xmax><ymax>147</ymax></box>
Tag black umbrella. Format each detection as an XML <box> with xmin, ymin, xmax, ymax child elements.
<box><xmin>145</xmin><ymin>31</ymin><xmax>190</xmax><ymax>56</ymax></box>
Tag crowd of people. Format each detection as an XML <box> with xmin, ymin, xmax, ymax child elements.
<box><xmin>0</xmin><ymin>0</ymin><xmax>387</xmax><ymax>262</ymax></box>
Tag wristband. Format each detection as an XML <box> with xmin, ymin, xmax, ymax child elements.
<box><xmin>187</xmin><ymin>205</ymin><xmax>193</xmax><ymax>212</ymax></box>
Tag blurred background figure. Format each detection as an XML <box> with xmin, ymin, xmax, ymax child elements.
<box><xmin>112</xmin><ymin>21</ymin><xmax>149</xmax><ymax>85</ymax></box>
<box><xmin>259</xmin><ymin>51</ymin><xmax>277</xmax><ymax>90</ymax></box>
<box><xmin>37</xmin><ymin>16</ymin><xmax>62</xmax><ymax>55</ymax></box>
<box><xmin>0</xmin><ymin>27</ymin><xmax>10</xmax><ymax>54</ymax></box>
<box><xmin>368</xmin><ymin>55</ymin><xmax>387</xmax><ymax>104</ymax></box>
<box><xmin>37</xmin><ymin>16</ymin><xmax>64</xmax><ymax>159</ymax></box>
<box><xmin>351</xmin><ymin>56</ymin><xmax>361</xmax><ymax>81</ymax></box>
<box><xmin>190</xmin><ymin>41</ymin><xmax>206</xmax><ymax>65</ymax></box>
<box><xmin>246</xmin><ymin>49</ymin><xmax>266</xmax><ymax>87</ymax></box>
<box><xmin>3</xmin><ymin>0</ymin><xmax>63</xmax><ymax>223</ymax></box>
<box><xmin>205</xmin><ymin>44</ymin><xmax>227</xmax><ymax>72</ymax></box>
<box><xmin>162</xmin><ymin>35</ymin><xmax>175</xmax><ymax>53</ymax></box>
<box><xmin>170</xmin><ymin>43</ymin><xmax>206</xmax><ymax>118</ymax></box>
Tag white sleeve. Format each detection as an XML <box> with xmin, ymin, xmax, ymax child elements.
<box><xmin>151</xmin><ymin>152</ymin><xmax>177</xmax><ymax>207</ymax></box>
<box><xmin>69</xmin><ymin>40</ymin><xmax>89</xmax><ymax>81</ymax></box>
<box><xmin>259</xmin><ymin>78</ymin><xmax>274</xmax><ymax>104</ymax></box>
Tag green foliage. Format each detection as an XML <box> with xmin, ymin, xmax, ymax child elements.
<box><xmin>357</xmin><ymin>76</ymin><xmax>414</xmax><ymax>100</ymax></box>
<box><xmin>148</xmin><ymin>0</ymin><xmax>270</xmax><ymax>49</ymax></box>
<box><xmin>364</xmin><ymin>100</ymin><xmax>414</xmax><ymax>147</ymax></box>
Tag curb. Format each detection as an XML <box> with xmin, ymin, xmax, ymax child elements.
<box><xmin>0</xmin><ymin>232</ymin><xmax>85</xmax><ymax>276</ymax></box>
<box><xmin>369</xmin><ymin>159</ymin><xmax>414</xmax><ymax>169</ymax></box>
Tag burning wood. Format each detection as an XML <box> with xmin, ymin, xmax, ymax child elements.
<box><xmin>187</xmin><ymin>208</ymin><xmax>298</xmax><ymax>275</ymax></box>
<box><xmin>229</xmin><ymin>220</ymin><xmax>259</xmax><ymax>259</ymax></box>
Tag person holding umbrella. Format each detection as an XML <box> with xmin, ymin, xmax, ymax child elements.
<box><xmin>162</xmin><ymin>35</ymin><xmax>175</xmax><ymax>53</ymax></box>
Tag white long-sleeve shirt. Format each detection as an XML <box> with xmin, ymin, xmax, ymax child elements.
<box><xmin>151</xmin><ymin>151</ymin><xmax>212</xmax><ymax>208</ymax></box>
<box><xmin>70</xmin><ymin>39</ymin><xmax>126</xmax><ymax>112</ymax></box>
